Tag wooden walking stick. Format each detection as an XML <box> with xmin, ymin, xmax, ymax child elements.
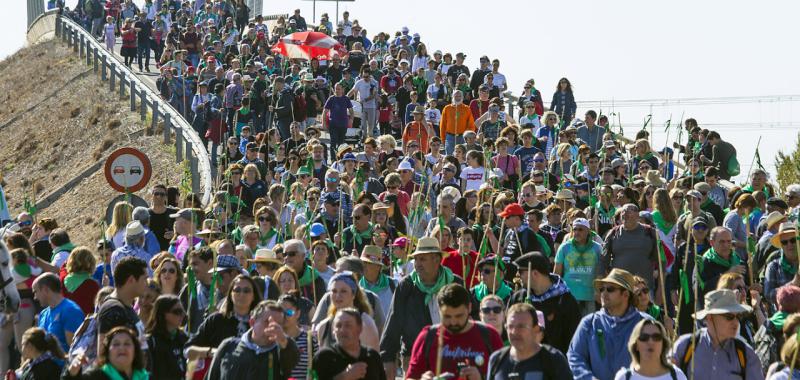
<box><xmin>435</xmin><ymin>324</ymin><xmax>445</xmax><ymax>376</ymax></box>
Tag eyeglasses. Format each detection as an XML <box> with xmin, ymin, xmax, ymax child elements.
<box><xmin>637</xmin><ymin>332</ymin><xmax>663</xmax><ymax>342</ymax></box>
<box><xmin>480</xmin><ymin>306</ymin><xmax>503</xmax><ymax>314</ymax></box>
<box><xmin>232</xmin><ymin>287</ymin><xmax>253</xmax><ymax>294</ymax></box>
<box><xmin>284</xmin><ymin>251</ymin><xmax>301</xmax><ymax>258</ymax></box>
<box><xmin>168</xmin><ymin>308</ymin><xmax>185</xmax><ymax>316</ymax></box>
<box><xmin>162</xmin><ymin>268</ymin><xmax>177</xmax><ymax>274</ymax></box>
<box><xmin>598</xmin><ymin>286</ymin><xmax>621</xmax><ymax>293</ymax></box>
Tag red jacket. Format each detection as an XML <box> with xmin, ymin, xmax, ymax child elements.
<box><xmin>60</xmin><ymin>267</ymin><xmax>100</xmax><ymax>315</ymax></box>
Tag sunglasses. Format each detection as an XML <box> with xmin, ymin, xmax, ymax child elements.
<box><xmin>693</xmin><ymin>225</ymin><xmax>708</xmax><ymax>231</ymax></box>
<box><xmin>637</xmin><ymin>332</ymin><xmax>663</xmax><ymax>342</ymax></box>
<box><xmin>161</xmin><ymin>268</ymin><xmax>177</xmax><ymax>274</ymax></box>
<box><xmin>781</xmin><ymin>239</ymin><xmax>797</xmax><ymax>246</ymax></box>
<box><xmin>232</xmin><ymin>287</ymin><xmax>253</xmax><ymax>294</ymax></box>
<box><xmin>326</xmin><ymin>177</ymin><xmax>339</xmax><ymax>183</ymax></box>
<box><xmin>153</xmin><ymin>192</ymin><xmax>167</xmax><ymax>197</ymax></box>
<box><xmin>481</xmin><ymin>268</ymin><xmax>494</xmax><ymax>275</ymax></box>
<box><xmin>598</xmin><ymin>286</ymin><xmax>621</xmax><ymax>294</ymax></box>
<box><xmin>258</xmin><ymin>216</ymin><xmax>271</xmax><ymax>222</ymax></box>
<box><xmin>284</xmin><ymin>308</ymin><xmax>296</xmax><ymax>317</ymax></box>
<box><xmin>480</xmin><ymin>306</ymin><xmax>503</xmax><ymax>314</ymax></box>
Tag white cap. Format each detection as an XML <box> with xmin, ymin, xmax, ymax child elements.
<box><xmin>125</xmin><ymin>221</ymin><xmax>145</xmax><ymax>237</ymax></box>
<box><xmin>398</xmin><ymin>159</ymin><xmax>413</xmax><ymax>171</ymax></box>
<box><xmin>571</xmin><ymin>218</ymin><xmax>591</xmax><ymax>230</ymax></box>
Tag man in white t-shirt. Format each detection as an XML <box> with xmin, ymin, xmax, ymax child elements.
<box><xmin>347</xmin><ymin>68</ymin><xmax>379</xmax><ymax>139</ymax></box>
<box><xmin>491</xmin><ymin>59</ymin><xmax>508</xmax><ymax>95</ymax></box>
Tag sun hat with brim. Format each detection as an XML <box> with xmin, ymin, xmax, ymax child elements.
<box><xmin>693</xmin><ymin>182</ymin><xmax>712</xmax><ymax>193</ymax></box>
<box><xmin>360</xmin><ymin>245</ymin><xmax>385</xmax><ymax>267</ymax></box>
<box><xmin>196</xmin><ymin>229</ymin><xmax>224</xmax><ymax>237</ymax></box>
<box><xmin>248</xmin><ymin>249</ymin><xmax>282</xmax><ymax>265</ymax></box>
<box><xmin>208</xmin><ymin>255</ymin><xmax>244</xmax><ymax>274</ymax></box>
<box><xmin>554</xmin><ymin>189</ymin><xmax>575</xmax><ymax>201</ymax></box>
<box><xmin>398</xmin><ymin>159</ymin><xmax>414</xmax><ymax>171</ymax></box>
<box><xmin>170</xmin><ymin>208</ymin><xmax>195</xmax><ymax>221</ymax></box>
<box><xmin>770</xmin><ymin>222</ymin><xmax>798</xmax><ymax>249</ymax></box>
<box><xmin>125</xmin><ymin>221</ymin><xmax>145</xmax><ymax>237</ymax></box>
<box><xmin>499</xmin><ymin>203</ymin><xmax>525</xmax><ymax>218</ymax></box>
<box><xmin>535</xmin><ymin>186</ymin><xmax>553</xmax><ymax>199</ymax></box>
<box><xmin>693</xmin><ymin>289</ymin><xmax>752</xmax><ymax>320</ymax></box>
<box><xmin>766</xmin><ymin>211</ymin><xmax>788</xmax><ymax>231</ymax></box>
<box><xmin>412</xmin><ymin>105</ymin><xmax>425</xmax><ymax>114</ymax></box>
<box><xmin>371</xmin><ymin>202</ymin><xmax>390</xmax><ymax>211</ymax></box>
<box><xmin>336</xmin><ymin>144</ymin><xmax>353</xmax><ymax>158</ymax></box>
<box><xmin>645</xmin><ymin>170</ymin><xmax>667</xmax><ymax>187</ymax></box>
<box><xmin>411</xmin><ymin>237</ymin><xmax>444</xmax><ymax>258</ymax></box>
<box><xmin>593</xmin><ymin>268</ymin><xmax>636</xmax><ymax>294</ymax></box>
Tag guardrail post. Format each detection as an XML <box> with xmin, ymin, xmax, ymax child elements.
<box><xmin>66</xmin><ymin>27</ymin><xmax>72</xmax><ymax>47</ymax></box>
<box><xmin>72</xmin><ymin>30</ymin><xmax>78</xmax><ymax>52</ymax></box>
<box><xmin>119</xmin><ymin>75</ymin><xmax>125</xmax><ymax>97</ymax></box>
<box><xmin>79</xmin><ymin>33</ymin><xmax>84</xmax><ymax>57</ymax></box>
<box><xmin>109</xmin><ymin>62</ymin><xmax>115</xmax><ymax>91</ymax></box>
<box><xmin>140</xmin><ymin>92</ymin><xmax>147</xmax><ymax>121</ymax></box>
<box><xmin>101</xmin><ymin>54</ymin><xmax>107</xmax><ymax>80</ymax></box>
<box><xmin>93</xmin><ymin>47</ymin><xmax>99</xmax><ymax>73</ymax></box>
<box><xmin>86</xmin><ymin>42</ymin><xmax>92</xmax><ymax>66</ymax></box>
<box><xmin>151</xmin><ymin>108</ymin><xmax>159</xmax><ymax>135</ymax></box>
<box><xmin>55</xmin><ymin>17</ymin><xmax>61</xmax><ymax>37</ymax></box>
<box><xmin>191</xmin><ymin>156</ymin><xmax>200</xmax><ymax>194</ymax></box>
<box><xmin>175</xmin><ymin>131</ymin><xmax>183</xmax><ymax>162</ymax></box>
<box><xmin>163</xmin><ymin>112</ymin><xmax>171</xmax><ymax>144</ymax></box>
<box><xmin>130</xmin><ymin>81</ymin><xmax>136</xmax><ymax>111</ymax></box>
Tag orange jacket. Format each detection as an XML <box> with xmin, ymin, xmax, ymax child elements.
<box><xmin>440</xmin><ymin>103</ymin><xmax>476</xmax><ymax>140</ymax></box>
<box><xmin>402</xmin><ymin>121</ymin><xmax>430</xmax><ymax>153</ymax></box>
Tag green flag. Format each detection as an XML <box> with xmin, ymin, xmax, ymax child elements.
<box><xmin>755</xmin><ymin>147</ymin><xmax>766</xmax><ymax>171</ymax></box>
<box><xmin>23</xmin><ymin>196</ymin><xmax>36</xmax><ymax>217</ymax></box>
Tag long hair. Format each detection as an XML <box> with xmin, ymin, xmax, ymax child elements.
<box><xmin>326</xmin><ymin>273</ymin><xmax>373</xmax><ymax>318</ymax></box>
<box><xmin>153</xmin><ymin>257</ymin><xmax>184</xmax><ymax>294</ymax></box>
<box><xmin>21</xmin><ymin>327</ymin><xmax>65</xmax><ymax>360</ymax></box>
<box><xmin>146</xmin><ymin>294</ymin><xmax>181</xmax><ymax>337</ymax></box>
<box><xmin>652</xmin><ymin>188</ymin><xmax>678</xmax><ymax>225</ymax></box>
<box><xmin>627</xmin><ymin>319</ymin><xmax>672</xmax><ymax>369</ymax></box>
<box><xmin>383</xmin><ymin>193</ymin><xmax>407</xmax><ymax>235</ymax></box>
<box><xmin>106</xmin><ymin>202</ymin><xmax>133</xmax><ymax>240</ymax></box>
<box><xmin>273</xmin><ymin>265</ymin><xmax>299</xmax><ymax>295</ymax></box>
<box><xmin>221</xmin><ymin>274</ymin><xmax>262</xmax><ymax>318</ymax></box>
<box><xmin>98</xmin><ymin>327</ymin><xmax>145</xmax><ymax>371</ymax></box>
<box><xmin>556</xmin><ymin>77</ymin><xmax>572</xmax><ymax>93</ymax></box>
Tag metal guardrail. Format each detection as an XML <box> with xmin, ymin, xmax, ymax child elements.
<box><xmin>46</xmin><ymin>15</ymin><xmax>213</xmax><ymax>206</ymax></box>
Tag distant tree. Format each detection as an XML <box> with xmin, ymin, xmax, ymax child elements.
<box><xmin>776</xmin><ymin>132</ymin><xmax>800</xmax><ymax>191</ymax></box>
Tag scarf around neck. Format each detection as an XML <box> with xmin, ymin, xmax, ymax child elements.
<box><xmin>411</xmin><ymin>266</ymin><xmax>454</xmax><ymax>305</ymax></box>
<box><xmin>297</xmin><ymin>265</ymin><xmax>320</xmax><ymax>288</ymax></box>
<box><xmin>780</xmin><ymin>253</ymin><xmax>798</xmax><ymax>275</ymax></box>
<box><xmin>101</xmin><ymin>364</ymin><xmax>149</xmax><ymax>380</ymax></box>
<box><xmin>349</xmin><ymin>223</ymin><xmax>374</xmax><ymax>246</ymax></box>
<box><xmin>359</xmin><ymin>273</ymin><xmax>390</xmax><ymax>293</ymax></box>
<box><xmin>472</xmin><ymin>281</ymin><xmax>512</xmax><ymax>302</ymax></box>
<box><xmin>702</xmin><ymin>247</ymin><xmax>741</xmax><ymax>270</ymax></box>
<box><xmin>64</xmin><ymin>272</ymin><xmax>92</xmax><ymax>293</ymax></box>
<box><xmin>651</xmin><ymin>210</ymin><xmax>674</xmax><ymax>234</ymax></box>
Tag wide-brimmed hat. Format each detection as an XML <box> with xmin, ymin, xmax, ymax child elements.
<box><xmin>554</xmin><ymin>189</ymin><xmax>575</xmax><ymax>202</ymax></box>
<box><xmin>535</xmin><ymin>185</ymin><xmax>553</xmax><ymax>199</ymax></box>
<box><xmin>336</xmin><ymin>144</ymin><xmax>353</xmax><ymax>157</ymax></box>
<box><xmin>411</xmin><ymin>237</ymin><xmax>444</xmax><ymax>258</ymax></box>
<box><xmin>412</xmin><ymin>105</ymin><xmax>425</xmax><ymax>114</ymax></box>
<box><xmin>125</xmin><ymin>221</ymin><xmax>145</xmax><ymax>237</ymax></box>
<box><xmin>645</xmin><ymin>170</ymin><xmax>666</xmax><ymax>187</ymax></box>
<box><xmin>360</xmin><ymin>245</ymin><xmax>385</xmax><ymax>267</ymax></box>
<box><xmin>247</xmin><ymin>249</ymin><xmax>282</xmax><ymax>265</ymax></box>
<box><xmin>170</xmin><ymin>208</ymin><xmax>195</xmax><ymax>221</ymax></box>
<box><xmin>771</xmin><ymin>222</ymin><xmax>798</xmax><ymax>249</ymax></box>
<box><xmin>693</xmin><ymin>289</ymin><xmax>752</xmax><ymax>320</ymax></box>
<box><xmin>499</xmin><ymin>203</ymin><xmax>525</xmax><ymax>218</ymax></box>
<box><xmin>371</xmin><ymin>202</ymin><xmax>390</xmax><ymax>211</ymax></box>
<box><xmin>196</xmin><ymin>228</ymin><xmax>224</xmax><ymax>238</ymax></box>
<box><xmin>766</xmin><ymin>211</ymin><xmax>788</xmax><ymax>231</ymax></box>
<box><xmin>593</xmin><ymin>268</ymin><xmax>636</xmax><ymax>294</ymax></box>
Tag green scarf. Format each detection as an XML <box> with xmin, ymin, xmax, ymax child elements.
<box><xmin>297</xmin><ymin>265</ymin><xmax>320</xmax><ymax>288</ymax></box>
<box><xmin>101</xmin><ymin>364</ymin><xmax>149</xmax><ymax>380</ymax></box>
<box><xmin>64</xmin><ymin>272</ymin><xmax>91</xmax><ymax>293</ymax></box>
<box><xmin>771</xmin><ymin>311</ymin><xmax>790</xmax><ymax>329</ymax></box>
<box><xmin>595</xmin><ymin>201</ymin><xmax>616</xmax><ymax>221</ymax></box>
<box><xmin>646</xmin><ymin>303</ymin><xmax>663</xmax><ymax>320</ymax></box>
<box><xmin>569</xmin><ymin>238</ymin><xmax>594</xmax><ymax>254</ymax></box>
<box><xmin>260</xmin><ymin>228</ymin><xmax>278</xmax><ymax>246</ymax></box>
<box><xmin>13</xmin><ymin>263</ymin><xmax>31</xmax><ymax>278</ymax></box>
<box><xmin>410</xmin><ymin>266</ymin><xmax>454</xmax><ymax>305</ymax></box>
<box><xmin>701</xmin><ymin>247</ymin><xmax>741</xmax><ymax>271</ymax></box>
<box><xmin>51</xmin><ymin>242</ymin><xmax>76</xmax><ymax>262</ymax></box>
<box><xmin>471</xmin><ymin>281</ymin><xmax>512</xmax><ymax>302</ymax></box>
<box><xmin>780</xmin><ymin>254</ymin><xmax>798</xmax><ymax>275</ymax></box>
<box><xmin>359</xmin><ymin>273</ymin><xmax>390</xmax><ymax>293</ymax></box>
<box><xmin>651</xmin><ymin>210</ymin><xmax>674</xmax><ymax>234</ymax></box>
<box><xmin>348</xmin><ymin>223</ymin><xmax>374</xmax><ymax>247</ymax></box>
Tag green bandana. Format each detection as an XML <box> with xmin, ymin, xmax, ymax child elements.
<box><xmin>471</xmin><ymin>281</ymin><xmax>512</xmax><ymax>303</ymax></box>
<box><xmin>101</xmin><ymin>364</ymin><xmax>149</xmax><ymax>380</ymax></box>
<box><xmin>646</xmin><ymin>303</ymin><xmax>663</xmax><ymax>320</ymax></box>
<box><xmin>770</xmin><ymin>311</ymin><xmax>790</xmax><ymax>330</ymax></box>
<box><xmin>260</xmin><ymin>228</ymin><xmax>278</xmax><ymax>246</ymax></box>
<box><xmin>51</xmin><ymin>242</ymin><xmax>76</xmax><ymax>262</ymax></box>
<box><xmin>359</xmin><ymin>273</ymin><xmax>390</xmax><ymax>293</ymax></box>
<box><xmin>13</xmin><ymin>263</ymin><xmax>31</xmax><ymax>278</ymax></box>
<box><xmin>297</xmin><ymin>265</ymin><xmax>320</xmax><ymax>288</ymax></box>
<box><xmin>569</xmin><ymin>238</ymin><xmax>594</xmax><ymax>254</ymax></box>
<box><xmin>701</xmin><ymin>247</ymin><xmax>741</xmax><ymax>271</ymax></box>
<box><xmin>651</xmin><ymin>210</ymin><xmax>674</xmax><ymax>234</ymax></box>
<box><xmin>64</xmin><ymin>272</ymin><xmax>91</xmax><ymax>293</ymax></box>
<box><xmin>780</xmin><ymin>254</ymin><xmax>798</xmax><ymax>276</ymax></box>
<box><xmin>595</xmin><ymin>202</ymin><xmax>616</xmax><ymax>221</ymax></box>
<box><xmin>348</xmin><ymin>223</ymin><xmax>374</xmax><ymax>247</ymax></box>
<box><xmin>410</xmin><ymin>266</ymin><xmax>454</xmax><ymax>305</ymax></box>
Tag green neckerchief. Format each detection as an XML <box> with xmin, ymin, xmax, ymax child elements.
<box><xmin>359</xmin><ymin>273</ymin><xmax>390</xmax><ymax>293</ymax></box>
<box><xmin>297</xmin><ymin>265</ymin><xmax>320</xmax><ymax>288</ymax></box>
<box><xmin>64</xmin><ymin>272</ymin><xmax>92</xmax><ymax>293</ymax></box>
<box><xmin>410</xmin><ymin>266</ymin><xmax>454</xmax><ymax>305</ymax></box>
<box><xmin>260</xmin><ymin>228</ymin><xmax>278</xmax><ymax>246</ymax></box>
<box><xmin>347</xmin><ymin>223</ymin><xmax>374</xmax><ymax>247</ymax></box>
<box><xmin>701</xmin><ymin>247</ymin><xmax>741</xmax><ymax>270</ymax></box>
<box><xmin>770</xmin><ymin>311</ymin><xmax>789</xmax><ymax>329</ymax></box>
<box><xmin>637</xmin><ymin>151</ymin><xmax>655</xmax><ymax>162</ymax></box>
<box><xmin>700</xmin><ymin>197</ymin><xmax>714</xmax><ymax>210</ymax></box>
<box><xmin>651</xmin><ymin>210</ymin><xmax>674</xmax><ymax>234</ymax></box>
<box><xmin>13</xmin><ymin>263</ymin><xmax>31</xmax><ymax>278</ymax></box>
<box><xmin>536</xmin><ymin>233</ymin><xmax>552</xmax><ymax>257</ymax></box>
<box><xmin>101</xmin><ymin>364</ymin><xmax>149</xmax><ymax>380</ymax></box>
<box><xmin>471</xmin><ymin>281</ymin><xmax>512</xmax><ymax>302</ymax></box>
<box><xmin>743</xmin><ymin>184</ymin><xmax>771</xmax><ymax>198</ymax></box>
<box><xmin>780</xmin><ymin>254</ymin><xmax>798</xmax><ymax>275</ymax></box>
<box><xmin>569</xmin><ymin>238</ymin><xmax>594</xmax><ymax>254</ymax></box>
<box><xmin>238</xmin><ymin>107</ymin><xmax>250</xmax><ymax>115</ymax></box>
<box><xmin>51</xmin><ymin>242</ymin><xmax>76</xmax><ymax>261</ymax></box>
<box><xmin>595</xmin><ymin>201</ymin><xmax>616</xmax><ymax>220</ymax></box>
<box><xmin>646</xmin><ymin>303</ymin><xmax>662</xmax><ymax>320</ymax></box>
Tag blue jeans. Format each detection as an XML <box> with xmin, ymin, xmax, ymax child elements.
<box><xmin>445</xmin><ymin>134</ymin><xmax>465</xmax><ymax>155</ymax></box>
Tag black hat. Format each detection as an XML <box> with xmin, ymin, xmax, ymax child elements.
<box><xmin>514</xmin><ymin>251</ymin><xmax>550</xmax><ymax>275</ymax></box>
<box><xmin>767</xmin><ymin>197</ymin><xmax>789</xmax><ymax>210</ymax></box>
<box><xmin>213</xmin><ymin>83</ymin><xmax>225</xmax><ymax>92</ymax></box>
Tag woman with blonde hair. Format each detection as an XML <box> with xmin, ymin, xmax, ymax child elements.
<box><xmin>651</xmin><ymin>188</ymin><xmax>678</xmax><ymax>258</ymax></box>
<box><xmin>615</xmin><ymin>319</ymin><xmax>687</xmax><ymax>380</ymax></box>
<box><xmin>105</xmin><ymin>201</ymin><xmax>133</xmax><ymax>249</ymax></box>
<box><xmin>549</xmin><ymin>142</ymin><xmax>573</xmax><ymax>181</ymax></box>
<box><xmin>60</xmin><ymin>246</ymin><xmax>99</xmax><ymax>315</ymax></box>
<box><xmin>632</xmin><ymin>138</ymin><xmax>659</xmax><ymax>173</ymax></box>
<box><xmin>273</xmin><ymin>265</ymin><xmax>315</xmax><ymax>327</ymax></box>
<box><xmin>314</xmin><ymin>271</ymin><xmax>380</xmax><ymax>350</ymax></box>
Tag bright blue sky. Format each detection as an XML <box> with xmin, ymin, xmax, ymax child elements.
<box><xmin>5</xmin><ymin>0</ymin><xmax>800</xmax><ymax>182</ymax></box>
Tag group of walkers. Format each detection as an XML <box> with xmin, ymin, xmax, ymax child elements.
<box><xmin>3</xmin><ymin>1</ymin><xmax>800</xmax><ymax>380</ymax></box>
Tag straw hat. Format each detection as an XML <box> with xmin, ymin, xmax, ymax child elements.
<box><xmin>693</xmin><ymin>289</ymin><xmax>752</xmax><ymax>320</ymax></box>
<box><xmin>554</xmin><ymin>189</ymin><xmax>575</xmax><ymax>202</ymax></box>
<box><xmin>765</xmin><ymin>211</ymin><xmax>788</xmax><ymax>231</ymax></box>
<box><xmin>771</xmin><ymin>222</ymin><xmax>798</xmax><ymax>249</ymax></box>
<box><xmin>410</xmin><ymin>237</ymin><xmax>444</xmax><ymax>258</ymax></box>
<box><xmin>247</xmin><ymin>249</ymin><xmax>282</xmax><ymax>265</ymax></box>
<box><xmin>645</xmin><ymin>170</ymin><xmax>666</xmax><ymax>187</ymax></box>
<box><xmin>593</xmin><ymin>268</ymin><xmax>636</xmax><ymax>294</ymax></box>
<box><xmin>535</xmin><ymin>185</ymin><xmax>553</xmax><ymax>199</ymax></box>
<box><xmin>336</xmin><ymin>144</ymin><xmax>353</xmax><ymax>158</ymax></box>
<box><xmin>360</xmin><ymin>245</ymin><xmax>385</xmax><ymax>267</ymax></box>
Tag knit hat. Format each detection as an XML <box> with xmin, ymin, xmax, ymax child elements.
<box><xmin>777</xmin><ymin>285</ymin><xmax>800</xmax><ymax>313</ymax></box>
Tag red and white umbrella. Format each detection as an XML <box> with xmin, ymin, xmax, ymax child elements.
<box><xmin>271</xmin><ymin>31</ymin><xmax>348</xmax><ymax>60</ymax></box>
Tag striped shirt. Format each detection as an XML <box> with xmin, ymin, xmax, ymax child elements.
<box><xmin>290</xmin><ymin>329</ymin><xmax>320</xmax><ymax>380</ymax></box>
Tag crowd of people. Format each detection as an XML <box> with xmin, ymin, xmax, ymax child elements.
<box><xmin>3</xmin><ymin>1</ymin><xmax>800</xmax><ymax>379</ymax></box>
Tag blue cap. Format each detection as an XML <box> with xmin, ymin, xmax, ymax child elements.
<box><xmin>342</xmin><ymin>153</ymin><xmax>357</xmax><ymax>162</ymax></box>
<box><xmin>310</xmin><ymin>223</ymin><xmax>326</xmax><ymax>237</ymax></box>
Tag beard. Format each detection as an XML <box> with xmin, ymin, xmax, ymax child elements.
<box><xmin>444</xmin><ymin>320</ymin><xmax>469</xmax><ymax>334</ymax></box>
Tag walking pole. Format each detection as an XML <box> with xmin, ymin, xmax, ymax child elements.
<box><xmin>654</xmin><ymin>226</ymin><xmax>671</xmax><ymax>339</ymax></box>
<box><xmin>435</xmin><ymin>324</ymin><xmax>445</xmax><ymax>376</ymax></box>
<box><xmin>745</xmin><ymin>213</ymin><xmax>755</xmax><ymax>286</ymax></box>
<box><xmin>690</xmin><ymin>242</ymin><xmax>699</xmax><ymax>380</ymax></box>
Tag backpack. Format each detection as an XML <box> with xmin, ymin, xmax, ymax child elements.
<box><xmin>422</xmin><ymin>322</ymin><xmax>492</xmax><ymax>370</ymax></box>
<box><xmin>68</xmin><ymin>313</ymin><xmax>99</xmax><ymax>372</ymax></box>
<box><xmin>727</xmin><ymin>155</ymin><xmax>741</xmax><ymax>177</ymax></box>
<box><xmin>624</xmin><ymin>367</ymin><xmax>677</xmax><ymax>380</ymax></box>
<box><xmin>678</xmin><ymin>330</ymin><xmax>747</xmax><ymax>380</ymax></box>
<box><xmin>753</xmin><ymin>321</ymin><xmax>782</xmax><ymax>375</ymax></box>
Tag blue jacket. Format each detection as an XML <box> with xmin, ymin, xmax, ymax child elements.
<box><xmin>567</xmin><ymin>307</ymin><xmax>650</xmax><ymax>380</ymax></box>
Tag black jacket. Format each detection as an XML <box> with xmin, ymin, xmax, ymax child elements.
<box><xmin>379</xmin><ymin>270</ymin><xmax>465</xmax><ymax>362</ymax></box>
<box><xmin>18</xmin><ymin>357</ymin><xmax>61</xmax><ymax>380</ymax></box>
<box><xmin>274</xmin><ymin>87</ymin><xmax>295</xmax><ymax>120</ymax></box>
<box><xmin>508</xmin><ymin>275</ymin><xmax>580</xmax><ymax>354</ymax></box>
<box><xmin>147</xmin><ymin>330</ymin><xmax>189</xmax><ymax>380</ymax></box>
<box><xmin>314</xmin><ymin>344</ymin><xmax>386</xmax><ymax>380</ymax></box>
<box><xmin>205</xmin><ymin>333</ymin><xmax>299</xmax><ymax>380</ymax></box>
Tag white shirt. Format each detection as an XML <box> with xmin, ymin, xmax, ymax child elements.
<box><xmin>460</xmin><ymin>166</ymin><xmax>485</xmax><ymax>191</ymax></box>
<box><xmin>614</xmin><ymin>366</ymin><xmax>687</xmax><ymax>380</ymax></box>
<box><xmin>492</xmin><ymin>71</ymin><xmax>507</xmax><ymax>90</ymax></box>
<box><xmin>351</xmin><ymin>78</ymin><xmax>379</xmax><ymax>109</ymax></box>
<box><xmin>424</xmin><ymin>108</ymin><xmax>441</xmax><ymax>125</ymax></box>
<box><xmin>412</xmin><ymin>55</ymin><xmax>429</xmax><ymax>73</ymax></box>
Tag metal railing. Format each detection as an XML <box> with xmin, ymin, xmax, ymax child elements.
<box><xmin>48</xmin><ymin>15</ymin><xmax>213</xmax><ymax>206</ymax></box>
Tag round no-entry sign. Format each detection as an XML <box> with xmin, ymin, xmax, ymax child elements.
<box><xmin>104</xmin><ymin>147</ymin><xmax>152</xmax><ymax>193</ymax></box>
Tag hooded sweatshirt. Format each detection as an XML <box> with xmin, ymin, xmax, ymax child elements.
<box><xmin>518</xmin><ymin>275</ymin><xmax>581</xmax><ymax>354</ymax></box>
<box><xmin>567</xmin><ymin>307</ymin><xmax>650</xmax><ymax>380</ymax></box>
<box><xmin>205</xmin><ymin>329</ymin><xmax>299</xmax><ymax>380</ymax></box>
